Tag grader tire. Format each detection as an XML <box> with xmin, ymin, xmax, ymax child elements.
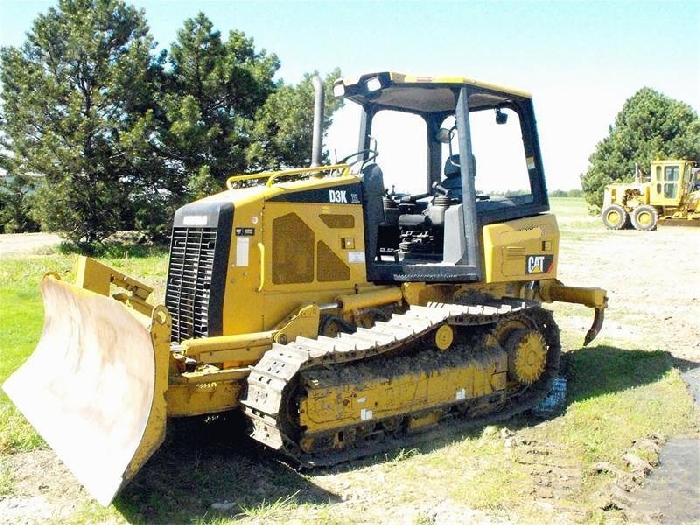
<box><xmin>631</xmin><ymin>205</ymin><xmax>658</xmax><ymax>231</ymax></box>
<box><xmin>602</xmin><ymin>204</ymin><xmax>628</xmax><ymax>230</ymax></box>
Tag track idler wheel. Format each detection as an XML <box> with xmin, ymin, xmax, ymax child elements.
<box><xmin>505</xmin><ymin>329</ymin><xmax>547</xmax><ymax>385</ymax></box>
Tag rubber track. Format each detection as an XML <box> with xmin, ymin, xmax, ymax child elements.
<box><xmin>241</xmin><ymin>301</ymin><xmax>560</xmax><ymax>466</ymax></box>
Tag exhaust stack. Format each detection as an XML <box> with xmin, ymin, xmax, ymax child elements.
<box><xmin>310</xmin><ymin>75</ymin><xmax>324</xmax><ymax>168</ymax></box>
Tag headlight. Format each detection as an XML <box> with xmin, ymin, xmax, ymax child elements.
<box><xmin>364</xmin><ymin>76</ymin><xmax>382</xmax><ymax>92</ymax></box>
<box><xmin>333</xmin><ymin>83</ymin><xmax>346</xmax><ymax>98</ymax></box>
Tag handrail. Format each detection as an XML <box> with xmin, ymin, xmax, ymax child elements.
<box><xmin>226</xmin><ymin>164</ymin><xmax>352</xmax><ymax>191</ymax></box>
<box><xmin>257</xmin><ymin>242</ymin><xmax>265</xmax><ymax>292</ymax></box>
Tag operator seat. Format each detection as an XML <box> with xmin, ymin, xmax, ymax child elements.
<box><xmin>440</xmin><ymin>154</ymin><xmax>476</xmax><ymax>201</ymax></box>
<box><xmin>361</xmin><ymin>163</ymin><xmax>386</xmax><ymax>262</ymax></box>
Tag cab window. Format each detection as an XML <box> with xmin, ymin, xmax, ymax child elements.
<box><xmin>463</xmin><ymin>107</ymin><xmax>533</xmax><ymax>203</ymax></box>
<box><xmin>370</xmin><ymin>111</ymin><xmax>427</xmax><ymax>195</ymax></box>
<box><xmin>664</xmin><ymin>166</ymin><xmax>679</xmax><ymax>198</ymax></box>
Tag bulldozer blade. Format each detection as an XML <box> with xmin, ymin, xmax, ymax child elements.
<box><xmin>2</xmin><ymin>276</ymin><xmax>171</xmax><ymax>506</ymax></box>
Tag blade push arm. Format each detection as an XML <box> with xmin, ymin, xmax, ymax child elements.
<box><xmin>74</xmin><ymin>256</ymin><xmax>154</xmax><ymax>316</ymax></box>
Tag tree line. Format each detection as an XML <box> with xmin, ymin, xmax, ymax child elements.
<box><xmin>0</xmin><ymin>0</ymin><xmax>341</xmax><ymax>246</ymax></box>
<box><xmin>1</xmin><ymin>0</ymin><xmax>698</xmax><ymax>244</ymax></box>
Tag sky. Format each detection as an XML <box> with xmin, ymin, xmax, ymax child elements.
<box><xmin>0</xmin><ymin>0</ymin><xmax>698</xmax><ymax>189</ymax></box>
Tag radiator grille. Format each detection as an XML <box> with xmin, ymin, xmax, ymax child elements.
<box><xmin>166</xmin><ymin>227</ymin><xmax>217</xmax><ymax>343</ymax></box>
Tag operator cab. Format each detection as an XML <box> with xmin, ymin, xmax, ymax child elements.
<box><xmin>333</xmin><ymin>72</ymin><xmax>549</xmax><ymax>283</ymax></box>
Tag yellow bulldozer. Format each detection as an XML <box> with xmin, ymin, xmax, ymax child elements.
<box><xmin>4</xmin><ymin>72</ymin><xmax>608</xmax><ymax>505</ymax></box>
<box><xmin>601</xmin><ymin>159</ymin><xmax>700</xmax><ymax>230</ymax></box>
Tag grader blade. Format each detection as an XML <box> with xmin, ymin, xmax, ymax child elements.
<box><xmin>2</xmin><ymin>276</ymin><xmax>171</xmax><ymax>506</ymax></box>
<box><xmin>658</xmin><ymin>217</ymin><xmax>700</xmax><ymax>228</ymax></box>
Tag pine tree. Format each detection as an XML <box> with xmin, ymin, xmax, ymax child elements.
<box><xmin>0</xmin><ymin>0</ymin><xmax>159</xmax><ymax>244</ymax></box>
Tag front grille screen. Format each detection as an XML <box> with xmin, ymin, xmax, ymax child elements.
<box><xmin>166</xmin><ymin>227</ymin><xmax>217</xmax><ymax>342</ymax></box>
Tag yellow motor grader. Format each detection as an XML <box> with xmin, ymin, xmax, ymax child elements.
<box><xmin>601</xmin><ymin>159</ymin><xmax>700</xmax><ymax>230</ymax></box>
<box><xmin>4</xmin><ymin>72</ymin><xmax>608</xmax><ymax>505</ymax></box>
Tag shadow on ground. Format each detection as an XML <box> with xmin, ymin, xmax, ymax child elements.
<box><xmin>562</xmin><ymin>346</ymin><xmax>692</xmax><ymax>402</ymax></box>
<box><xmin>115</xmin><ymin>414</ymin><xmax>341</xmax><ymax>523</ymax></box>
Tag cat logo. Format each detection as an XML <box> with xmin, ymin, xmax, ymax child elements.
<box><xmin>329</xmin><ymin>189</ymin><xmax>348</xmax><ymax>203</ymax></box>
<box><xmin>526</xmin><ymin>254</ymin><xmax>554</xmax><ymax>274</ymax></box>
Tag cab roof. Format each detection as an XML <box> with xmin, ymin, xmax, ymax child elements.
<box><xmin>334</xmin><ymin>71</ymin><xmax>532</xmax><ymax>114</ymax></box>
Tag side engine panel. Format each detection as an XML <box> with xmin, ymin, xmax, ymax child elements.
<box><xmin>481</xmin><ymin>214</ymin><xmax>560</xmax><ymax>283</ymax></box>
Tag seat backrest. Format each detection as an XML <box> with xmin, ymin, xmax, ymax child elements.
<box><xmin>442</xmin><ymin>154</ymin><xmax>477</xmax><ymax>196</ymax></box>
<box><xmin>444</xmin><ymin>154</ymin><xmax>461</xmax><ymax>179</ymax></box>
<box><xmin>444</xmin><ymin>154</ymin><xmax>477</xmax><ymax>178</ymax></box>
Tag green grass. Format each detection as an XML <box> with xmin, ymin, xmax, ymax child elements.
<box><xmin>0</xmin><ymin>258</ymin><xmax>73</xmax><ymax>365</ymax></box>
<box><xmin>564</xmin><ymin>350</ymin><xmax>694</xmax><ymax>462</ymax></box>
<box><xmin>237</xmin><ymin>492</ymin><xmax>301</xmax><ymax>519</ymax></box>
<box><xmin>0</xmin><ymin>256</ymin><xmax>74</xmax><ymax>454</ymax></box>
<box><xmin>549</xmin><ymin>195</ymin><xmax>589</xmax><ymax>217</ymax></box>
<box><xmin>0</xmin><ymin>457</ymin><xmax>14</xmax><ymax>496</ymax></box>
<box><xmin>549</xmin><ymin>196</ymin><xmax>603</xmax><ymax>234</ymax></box>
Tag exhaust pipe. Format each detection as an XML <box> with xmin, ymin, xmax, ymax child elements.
<box><xmin>310</xmin><ymin>75</ymin><xmax>324</xmax><ymax>168</ymax></box>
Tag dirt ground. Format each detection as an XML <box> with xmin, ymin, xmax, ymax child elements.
<box><xmin>0</xmin><ymin>232</ymin><xmax>62</xmax><ymax>258</ymax></box>
<box><xmin>553</xmin><ymin>220</ymin><xmax>700</xmax><ymax>366</ymax></box>
<box><xmin>1</xmin><ymin>222</ymin><xmax>699</xmax><ymax>524</ymax></box>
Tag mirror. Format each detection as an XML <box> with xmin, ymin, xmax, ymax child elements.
<box><xmin>435</xmin><ymin>127</ymin><xmax>452</xmax><ymax>144</ymax></box>
<box><xmin>495</xmin><ymin>109</ymin><xmax>508</xmax><ymax>125</ymax></box>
